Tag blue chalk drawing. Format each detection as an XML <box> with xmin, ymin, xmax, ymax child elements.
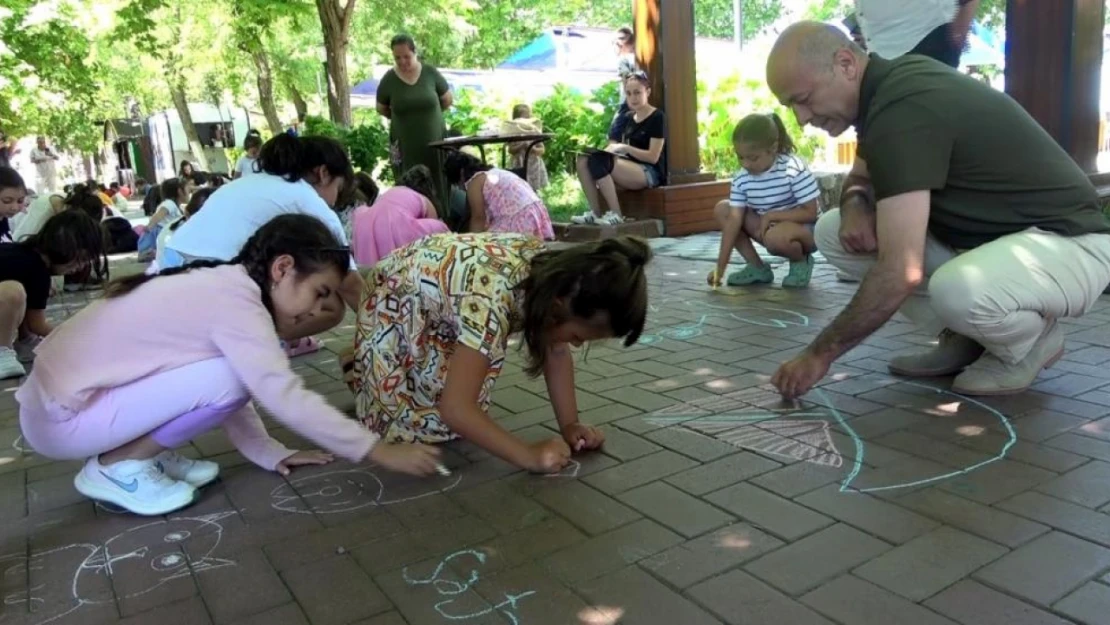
<box><xmin>814</xmin><ymin>380</ymin><xmax>1017</xmax><ymax>493</ymax></box>
<box><xmin>639</xmin><ymin>315</ymin><xmax>709</xmax><ymax>345</ymax></box>
<box><xmin>402</xmin><ymin>549</ymin><xmax>535</xmax><ymax>624</ymax></box>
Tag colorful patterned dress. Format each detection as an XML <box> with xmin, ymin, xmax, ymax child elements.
<box><xmin>347</xmin><ymin>232</ymin><xmax>545</xmax><ymax>443</ymax></box>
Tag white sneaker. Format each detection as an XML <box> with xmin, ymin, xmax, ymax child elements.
<box><xmin>570</xmin><ymin>211</ymin><xmax>597</xmax><ymax>225</ymax></box>
<box><xmin>597</xmin><ymin>212</ymin><xmax>625</xmax><ymax>226</ymax></box>
<box><xmin>14</xmin><ymin>334</ymin><xmax>41</xmax><ymax>363</ymax></box>
<box><xmin>73</xmin><ymin>456</ymin><xmax>196</xmax><ymax>516</ymax></box>
<box><xmin>154</xmin><ymin>450</ymin><xmax>220</xmax><ymax>488</ymax></box>
<box><xmin>0</xmin><ymin>348</ymin><xmax>26</xmax><ymax>380</ymax></box>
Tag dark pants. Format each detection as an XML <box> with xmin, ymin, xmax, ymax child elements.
<box><xmin>909</xmin><ymin>23</ymin><xmax>964</xmax><ymax>68</ymax></box>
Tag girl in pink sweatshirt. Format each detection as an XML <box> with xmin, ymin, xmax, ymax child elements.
<box><xmin>16</xmin><ymin>213</ymin><xmax>440</xmax><ymax>516</ymax></box>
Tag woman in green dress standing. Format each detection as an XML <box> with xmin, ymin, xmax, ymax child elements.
<box><xmin>376</xmin><ymin>34</ymin><xmax>454</xmax><ymax>212</ymax></box>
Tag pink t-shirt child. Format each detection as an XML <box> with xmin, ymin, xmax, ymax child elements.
<box><xmin>351</xmin><ymin>187</ymin><xmax>448</xmax><ymax>267</ymax></box>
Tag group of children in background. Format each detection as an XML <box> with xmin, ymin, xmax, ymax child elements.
<box><xmin>0</xmin><ymin>68</ymin><xmax>824</xmax><ymax>516</ymax></box>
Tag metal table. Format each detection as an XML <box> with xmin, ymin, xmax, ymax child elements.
<box><xmin>429</xmin><ymin>133</ymin><xmax>553</xmax><ymax>187</ymax></box>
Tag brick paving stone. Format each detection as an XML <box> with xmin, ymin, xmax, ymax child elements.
<box><xmin>602</xmin><ymin>386</ymin><xmax>680</xmax><ymax>412</ymax></box>
<box><xmin>235</xmin><ymin>604</ymin><xmax>310</xmax><ymax>625</ymax></box>
<box><xmin>974</xmin><ymin>531</ymin><xmax>1110</xmax><ymax>606</ymax></box>
<box><xmin>468</xmin><ymin>517</ymin><xmax>586</xmax><ymax>575</ymax></box>
<box><xmin>577</xmin><ymin>566</ymin><xmax>723</xmax><ymax>624</ymax></box>
<box><xmin>617</xmin><ymin>481</ymin><xmax>735</xmax><ymax>538</ymax></box>
<box><xmin>530</xmin><ymin>481</ymin><xmax>641</xmax><ymax>536</ymax></box>
<box><xmin>748</xmin><ymin>461</ymin><xmax>844</xmax><ymax>497</ymax></box>
<box><xmin>644</xmin><ymin>427</ymin><xmax>741</xmax><ymax>461</ymax></box>
<box><xmin>640</xmin><ymin>522</ymin><xmax>783</xmax><ymax>589</ymax></box>
<box><xmin>351</xmin><ymin>514</ymin><xmax>498</xmax><ymax>577</ymax></box>
<box><xmin>1045</xmin><ymin>433</ymin><xmax>1110</xmax><ymax>462</ymax></box>
<box><xmin>896</xmin><ymin>488</ymin><xmax>1049</xmax><ymax>547</ymax></box>
<box><xmin>350</xmin><ymin>612</ymin><xmax>408</xmax><ymax>625</ymax></box>
<box><xmin>801</xmin><ymin>575</ymin><xmax>960</xmax><ymax>625</ymax></box>
<box><xmin>706</xmin><ymin>482</ymin><xmax>833</xmax><ymax>541</ymax></box>
<box><xmin>449</xmin><ymin>481</ymin><xmax>551</xmax><ymax>534</ymax></box>
<box><xmin>491</xmin><ymin>387</ymin><xmax>549</xmax><ymax>414</ymax></box>
<box><xmin>795</xmin><ymin>485</ymin><xmax>939</xmax><ymax>544</ymax></box>
<box><xmin>117</xmin><ymin>597</ymin><xmax>214</xmax><ymax>625</ymax></box>
<box><xmin>1054</xmin><ymin>582</ymin><xmax>1110</xmax><ymax>625</ymax></box>
<box><xmin>473</xmin><ymin>562</ymin><xmax>610</xmax><ymax>625</ymax></box>
<box><xmin>853</xmin><ymin>526</ymin><xmax>1006</xmax><ymax>601</ymax></box>
<box><xmin>997</xmin><ymin>491</ymin><xmax>1110</xmax><ymax>547</ymax></box>
<box><xmin>281</xmin><ymin>555</ymin><xmax>392</xmax><ymax>625</ymax></box>
<box><xmin>540</xmin><ymin>518</ymin><xmax>683</xmax><ymax>586</ymax></box>
<box><xmin>665</xmin><ymin>452</ymin><xmax>781</xmax><ymax>496</ymax></box>
<box><xmin>596</xmin><ymin>426</ymin><xmax>663</xmax><ymax>461</ymax></box>
<box><xmin>687</xmin><ymin>569</ymin><xmax>835</xmax><ymax>625</ymax></box>
<box><xmin>582</xmin><ymin>450</ymin><xmax>699</xmax><ymax>495</ymax></box>
<box><xmin>936</xmin><ymin>459</ymin><xmax>1058</xmax><ymax>505</ymax></box>
<box><xmin>1006</xmin><ymin>410</ymin><xmax>1091</xmax><ymax>442</ymax></box>
<box><xmin>263</xmin><ymin>513</ymin><xmax>403</xmax><ymax>571</ymax></box>
<box><xmin>745</xmin><ymin>523</ymin><xmax>891</xmax><ymax>595</ymax></box>
<box><xmin>1034</xmin><ymin>460</ymin><xmax>1110</xmax><ymax>508</ymax></box>
<box><xmin>0</xmin><ymin>470</ymin><xmax>25</xmax><ymax>521</ymax></box>
<box><xmin>24</xmin><ymin>472</ymin><xmax>85</xmax><ymax>515</ymax></box>
<box><xmin>924</xmin><ymin>580</ymin><xmax>1074</xmax><ymax>625</ymax></box>
<box><xmin>1033</xmin><ymin>373</ymin><xmax>1109</xmax><ymax>398</ymax></box>
<box><xmin>374</xmin><ymin>553</ymin><xmax>507</xmax><ymax>625</ymax></box>
<box><xmin>875</xmin><ymin>430</ymin><xmax>997</xmax><ymax>468</ymax></box>
<box><xmin>196</xmin><ymin>548</ymin><xmax>292</xmax><ymax>624</ymax></box>
<box><xmin>578</xmin><ymin>371</ymin><xmax>655</xmax><ymax>393</ymax></box>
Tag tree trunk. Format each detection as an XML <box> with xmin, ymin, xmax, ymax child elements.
<box><xmin>314</xmin><ymin>0</ymin><xmax>356</xmax><ymax>127</ymax></box>
<box><xmin>289</xmin><ymin>83</ymin><xmax>308</xmax><ymax>122</ymax></box>
<box><xmin>251</xmin><ymin>47</ymin><xmax>284</xmax><ymax>136</ymax></box>
<box><xmin>168</xmin><ymin>79</ymin><xmax>210</xmax><ymax>171</ymax></box>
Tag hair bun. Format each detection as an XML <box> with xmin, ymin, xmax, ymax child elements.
<box><xmin>600</xmin><ymin>236</ymin><xmax>652</xmax><ymax>267</ymax></box>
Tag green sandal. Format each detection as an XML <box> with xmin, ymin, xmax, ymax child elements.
<box><xmin>726</xmin><ymin>264</ymin><xmax>774</xmax><ymax>286</ymax></box>
<box><xmin>782</xmin><ymin>255</ymin><xmax>815</xmax><ymax>288</ymax></box>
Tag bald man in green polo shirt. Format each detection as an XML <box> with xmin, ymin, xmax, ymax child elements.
<box><xmin>765</xmin><ymin>21</ymin><xmax>1110</xmax><ymax>399</ymax></box>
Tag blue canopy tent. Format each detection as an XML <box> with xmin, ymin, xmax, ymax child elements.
<box><xmin>961</xmin><ymin>21</ymin><xmax>1005</xmax><ymax>68</ymax></box>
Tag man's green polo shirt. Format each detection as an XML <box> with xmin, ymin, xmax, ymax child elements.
<box><xmin>856</xmin><ymin>54</ymin><xmax>1110</xmax><ymax>249</ymax></box>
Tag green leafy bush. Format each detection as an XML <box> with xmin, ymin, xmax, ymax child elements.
<box><xmin>532</xmin><ymin>83</ymin><xmax>620</xmax><ymax>176</ymax></box>
<box><xmin>301</xmin><ymin>114</ymin><xmax>390</xmax><ymax>178</ymax></box>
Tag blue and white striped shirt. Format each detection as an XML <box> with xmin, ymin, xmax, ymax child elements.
<box><xmin>729</xmin><ymin>153</ymin><xmax>820</xmax><ymax>215</ymax></box>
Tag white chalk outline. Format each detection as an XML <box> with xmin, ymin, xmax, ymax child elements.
<box><xmin>270</xmin><ymin>467</ymin><xmax>463</xmax><ymax>514</ymax></box>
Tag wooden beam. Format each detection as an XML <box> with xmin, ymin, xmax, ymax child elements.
<box><xmin>633</xmin><ymin>0</ymin><xmax>713</xmax><ymax>184</ymax></box>
<box><xmin>1005</xmin><ymin>0</ymin><xmax>1105</xmax><ymax>172</ymax></box>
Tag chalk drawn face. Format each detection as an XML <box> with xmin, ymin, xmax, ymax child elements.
<box><xmin>271</xmin><ymin>468</ymin><xmax>461</xmax><ymax>514</ymax></box>
<box><xmin>645</xmin><ymin>378</ymin><xmax>1015</xmax><ymax>494</ymax></box>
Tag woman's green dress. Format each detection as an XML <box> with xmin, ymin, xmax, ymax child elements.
<box><xmin>377</xmin><ymin>65</ymin><xmax>450</xmax><ymax>213</ymax></box>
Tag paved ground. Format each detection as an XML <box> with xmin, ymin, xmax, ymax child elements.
<box><xmin>5</xmin><ymin>250</ymin><xmax>1110</xmax><ymax>625</ymax></box>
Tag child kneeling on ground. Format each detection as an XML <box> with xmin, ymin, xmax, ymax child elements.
<box><xmin>709</xmin><ymin>113</ymin><xmax>820</xmax><ymax>289</ymax></box>
<box><xmin>16</xmin><ymin>214</ymin><xmax>440</xmax><ymax>516</ymax></box>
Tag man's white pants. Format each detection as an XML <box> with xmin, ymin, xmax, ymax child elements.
<box><xmin>816</xmin><ymin>209</ymin><xmax>1110</xmax><ymax>364</ymax></box>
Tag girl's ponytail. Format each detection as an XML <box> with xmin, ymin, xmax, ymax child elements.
<box><xmin>768</xmin><ymin>112</ymin><xmax>795</xmax><ymax>155</ymax></box>
<box><xmin>732</xmin><ymin>112</ymin><xmax>796</xmax><ymax>155</ymax></box>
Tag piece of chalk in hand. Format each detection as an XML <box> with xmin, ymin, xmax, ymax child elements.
<box><xmin>435</xmin><ymin>463</ymin><xmax>452</xmax><ymax>476</ymax></box>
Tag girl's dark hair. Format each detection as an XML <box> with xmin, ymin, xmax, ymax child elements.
<box><xmin>106</xmin><ymin>214</ymin><xmax>350</xmax><ymax>308</ymax></box>
<box><xmin>398</xmin><ymin>165</ymin><xmax>440</xmax><ymax>212</ymax></box>
<box><xmin>616</xmin><ymin>27</ymin><xmax>635</xmax><ymax>47</ymax></box>
<box><xmin>256</xmin><ymin>134</ymin><xmax>353</xmax><ymax>188</ymax></box>
<box><xmin>179</xmin><ymin>160</ymin><xmax>193</xmax><ymax>175</ymax></box>
<box><xmin>336</xmin><ymin>171</ymin><xmax>380</xmax><ymax>209</ymax></box>
<box><xmin>243</xmin><ymin>132</ymin><xmax>263</xmax><ymax>151</ymax></box>
<box><xmin>391</xmin><ymin>34</ymin><xmax>416</xmax><ymax>51</ymax></box>
<box><xmin>160</xmin><ymin>177</ymin><xmax>185</xmax><ymax>204</ymax></box>
<box><xmin>65</xmin><ymin>188</ymin><xmax>107</xmax><ymax>221</ymax></box>
<box><xmin>732</xmin><ymin>112</ymin><xmax>795</xmax><ymax>154</ymax></box>
<box><xmin>515</xmin><ymin>236</ymin><xmax>651</xmax><ymax>376</ymax></box>
<box><xmin>170</xmin><ymin>187</ymin><xmax>215</xmax><ymax>232</ymax></box>
<box><xmin>24</xmin><ymin>210</ymin><xmax>107</xmax><ymax>276</ymax></box>
<box><xmin>0</xmin><ymin>166</ymin><xmax>25</xmax><ymax>192</ymax></box>
<box><xmin>624</xmin><ymin>70</ymin><xmax>650</xmax><ymax>89</ymax></box>
<box><xmin>511</xmin><ymin>104</ymin><xmax>530</xmax><ymax>120</ymax></box>
<box><xmin>444</xmin><ymin>150</ymin><xmax>492</xmax><ymax>186</ymax></box>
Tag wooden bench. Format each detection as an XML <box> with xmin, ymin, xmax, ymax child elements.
<box><xmin>617</xmin><ymin>179</ymin><xmax>731</xmax><ymax>236</ymax></box>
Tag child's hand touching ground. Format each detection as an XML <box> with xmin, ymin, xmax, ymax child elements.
<box><xmin>528</xmin><ymin>438</ymin><xmax>572</xmax><ymax>473</ymax></box>
<box><xmin>277</xmin><ymin>450</ymin><xmax>334</xmax><ymax>476</ymax></box>
<box><xmin>369</xmin><ymin>442</ymin><xmax>442</xmax><ymax>476</ymax></box>
<box><xmin>561</xmin><ymin>422</ymin><xmax>605</xmax><ymax>452</ymax></box>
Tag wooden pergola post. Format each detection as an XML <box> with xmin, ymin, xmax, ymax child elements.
<box><xmin>633</xmin><ymin>0</ymin><xmax>714</xmax><ymax>184</ymax></box>
<box><xmin>1005</xmin><ymin>0</ymin><xmax>1105</xmax><ymax>173</ymax></box>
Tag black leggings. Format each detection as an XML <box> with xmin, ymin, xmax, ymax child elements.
<box><xmin>585</xmin><ymin>150</ymin><xmax>616</xmax><ymax>180</ymax></box>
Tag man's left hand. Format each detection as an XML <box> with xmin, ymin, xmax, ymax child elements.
<box><xmin>771</xmin><ymin>349</ymin><xmax>832</xmax><ymax>400</ymax></box>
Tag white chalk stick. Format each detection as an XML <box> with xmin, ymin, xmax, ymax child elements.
<box><xmin>435</xmin><ymin>463</ymin><xmax>452</xmax><ymax>477</ymax></box>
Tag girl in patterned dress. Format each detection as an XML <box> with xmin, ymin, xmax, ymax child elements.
<box><xmin>444</xmin><ymin>151</ymin><xmax>555</xmax><ymax>240</ymax></box>
<box><xmin>342</xmin><ymin>233</ymin><xmax>651</xmax><ymax>473</ymax></box>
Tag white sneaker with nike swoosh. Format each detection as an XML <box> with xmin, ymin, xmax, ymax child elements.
<box><xmin>73</xmin><ymin>456</ymin><xmax>196</xmax><ymax>516</ymax></box>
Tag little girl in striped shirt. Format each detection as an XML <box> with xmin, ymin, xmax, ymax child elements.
<box><xmin>709</xmin><ymin>113</ymin><xmax>820</xmax><ymax>289</ymax></box>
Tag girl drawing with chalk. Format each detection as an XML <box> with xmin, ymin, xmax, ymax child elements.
<box><xmin>17</xmin><ymin>214</ymin><xmax>440</xmax><ymax>516</ymax></box>
<box><xmin>342</xmin><ymin>234</ymin><xmax>652</xmax><ymax>473</ymax></box>
<box><xmin>708</xmin><ymin>112</ymin><xmax>820</xmax><ymax>289</ymax></box>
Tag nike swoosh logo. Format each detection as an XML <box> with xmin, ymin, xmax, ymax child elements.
<box><xmin>99</xmin><ymin>471</ymin><xmax>139</xmax><ymax>493</ymax></box>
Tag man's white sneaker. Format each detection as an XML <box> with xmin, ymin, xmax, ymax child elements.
<box><xmin>597</xmin><ymin>212</ymin><xmax>624</xmax><ymax>226</ymax></box>
<box><xmin>73</xmin><ymin>456</ymin><xmax>196</xmax><ymax>516</ymax></box>
<box><xmin>0</xmin><ymin>347</ymin><xmax>26</xmax><ymax>380</ymax></box>
<box><xmin>154</xmin><ymin>450</ymin><xmax>220</xmax><ymax>488</ymax></box>
<box><xmin>570</xmin><ymin>211</ymin><xmax>598</xmax><ymax>225</ymax></box>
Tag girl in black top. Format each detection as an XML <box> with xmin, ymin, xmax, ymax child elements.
<box><xmin>573</xmin><ymin>72</ymin><xmax>667</xmax><ymax>226</ymax></box>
